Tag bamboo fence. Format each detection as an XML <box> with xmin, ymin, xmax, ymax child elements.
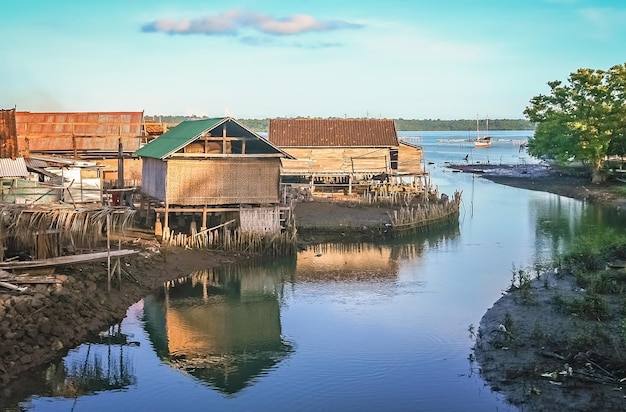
<box><xmin>161</xmin><ymin>207</ymin><xmax>298</xmax><ymax>256</ymax></box>
<box><xmin>388</xmin><ymin>191</ymin><xmax>462</xmax><ymax>237</ymax></box>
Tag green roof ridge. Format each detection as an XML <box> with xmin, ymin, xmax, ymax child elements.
<box><xmin>135</xmin><ymin>118</ymin><xmax>225</xmax><ymax>159</ymax></box>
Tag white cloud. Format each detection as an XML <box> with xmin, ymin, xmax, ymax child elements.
<box><xmin>142</xmin><ymin>9</ymin><xmax>362</xmax><ymax>36</ymax></box>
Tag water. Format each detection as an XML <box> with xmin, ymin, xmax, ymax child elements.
<box><xmin>8</xmin><ymin>131</ymin><xmax>626</xmax><ymax>411</ymax></box>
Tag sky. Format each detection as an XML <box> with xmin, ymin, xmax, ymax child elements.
<box><xmin>1</xmin><ymin>0</ymin><xmax>625</xmax><ymax>119</ymax></box>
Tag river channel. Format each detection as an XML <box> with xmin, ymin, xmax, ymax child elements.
<box><xmin>8</xmin><ymin>131</ymin><xmax>626</xmax><ymax>411</ymax></box>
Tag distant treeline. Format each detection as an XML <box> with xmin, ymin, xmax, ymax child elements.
<box><xmin>144</xmin><ymin>115</ymin><xmax>534</xmax><ymax>132</ymax></box>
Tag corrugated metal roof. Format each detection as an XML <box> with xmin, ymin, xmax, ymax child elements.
<box><xmin>135</xmin><ymin>117</ymin><xmax>292</xmax><ymax>160</ymax></box>
<box><xmin>16</xmin><ymin>111</ymin><xmax>144</xmax><ymax>137</ymax></box>
<box><xmin>135</xmin><ymin>118</ymin><xmax>225</xmax><ymax>159</ymax></box>
<box><xmin>15</xmin><ymin>111</ymin><xmax>145</xmax><ymax>153</ymax></box>
<box><xmin>0</xmin><ymin>157</ymin><xmax>29</xmax><ymax>178</ymax></box>
<box><xmin>268</xmin><ymin>118</ymin><xmax>399</xmax><ymax>147</ymax></box>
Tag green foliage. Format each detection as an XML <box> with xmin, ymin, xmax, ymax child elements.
<box><xmin>509</xmin><ymin>264</ymin><xmax>534</xmax><ymax>304</ymax></box>
<box><xmin>552</xmin><ymin>292</ymin><xmax>610</xmax><ymax>321</ymax></box>
<box><xmin>619</xmin><ymin>318</ymin><xmax>626</xmax><ymax>344</ymax></box>
<box><xmin>142</xmin><ymin>115</ymin><xmax>534</xmax><ymax>133</ymax></box>
<box><xmin>393</xmin><ymin>118</ymin><xmax>534</xmax><ymax>131</ymax></box>
<box><xmin>503</xmin><ymin>312</ymin><xmax>515</xmax><ymax>334</ymax></box>
<box><xmin>559</xmin><ymin>230</ymin><xmax>626</xmax><ymax>272</ymax></box>
<box><xmin>524</xmin><ymin>63</ymin><xmax>626</xmax><ymax>183</ymax></box>
<box><xmin>575</xmin><ymin>269</ymin><xmax>625</xmax><ymax>294</ymax></box>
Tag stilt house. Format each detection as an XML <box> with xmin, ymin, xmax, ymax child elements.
<box><xmin>268</xmin><ymin>117</ymin><xmax>426</xmax><ymax>192</ymax></box>
<box><xmin>134</xmin><ymin>117</ymin><xmax>292</xmax><ymax>237</ymax></box>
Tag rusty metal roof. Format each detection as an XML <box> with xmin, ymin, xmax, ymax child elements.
<box><xmin>15</xmin><ymin>111</ymin><xmax>145</xmax><ymax>153</ymax></box>
<box><xmin>16</xmin><ymin>111</ymin><xmax>144</xmax><ymax>137</ymax></box>
<box><xmin>0</xmin><ymin>157</ymin><xmax>29</xmax><ymax>178</ymax></box>
<box><xmin>268</xmin><ymin>118</ymin><xmax>399</xmax><ymax>147</ymax></box>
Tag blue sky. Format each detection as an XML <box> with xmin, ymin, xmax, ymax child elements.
<box><xmin>1</xmin><ymin>0</ymin><xmax>624</xmax><ymax>119</ymax></box>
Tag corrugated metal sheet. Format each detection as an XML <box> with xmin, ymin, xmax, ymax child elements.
<box><xmin>16</xmin><ymin>111</ymin><xmax>144</xmax><ymax>136</ymax></box>
<box><xmin>0</xmin><ymin>109</ymin><xmax>19</xmax><ymax>158</ymax></box>
<box><xmin>135</xmin><ymin>118</ymin><xmax>225</xmax><ymax>159</ymax></box>
<box><xmin>18</xmin><ymin>136</ymin><xmax>141</xmax><ymax>152</ymax></box>
<box><xmin>134</xmin><ymin>117</ymin><xmax>289</xmax><ymax>160</ymax></box>
<box><xmin>15</xmin><ymin>111</ymin><xmax>144</xmax><ymax>153</ymax></box>
<box><xmin>268</xmin><ymin>118</ymin><xmax>399</xmax><ymax>147</ymax></box>
<box><xmin>0</xmin><ymin>157</ymin><xmax>29</xmax><ymax>178</ymax></box>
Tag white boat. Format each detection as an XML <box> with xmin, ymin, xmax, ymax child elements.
<box><xmin>473</xmin><ymin>117</ymin><xmax>492</xmax><ymax>148</ymax></box>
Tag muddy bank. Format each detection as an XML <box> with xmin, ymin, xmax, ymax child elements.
<box><xmin>0</xmin><ymin>239</ymin><xmax>253</xmax><ymax>394</ymax></box>
<box><xmin>449</xmin><ymin>163</ymin><xmax>626</xmax><ymax>209</ymax></box>
<box><xmin>474</xmin><ymin>270</ymin><xmax>626</xmax><ymax>411</ymax></box>
<box><xmin>455</xmin><ymin>163</ymin><xmax>626</xmax><ymax>411</ymax></box>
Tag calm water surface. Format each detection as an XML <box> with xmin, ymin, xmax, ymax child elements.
<box><xmin>9</xmin><ymin>131</ymin><xmax>626</xmax><ymax>411</ymax></box>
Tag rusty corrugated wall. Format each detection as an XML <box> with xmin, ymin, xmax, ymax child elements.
<box><xmin>0</xmin><ymin>109</ymin><xmax>19</xmax><ymax>159</ymax></box>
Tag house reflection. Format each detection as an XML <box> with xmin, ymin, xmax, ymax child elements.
<box><xmin>143</xmin><ymin>262</ymin><xmax>295</xmax><ymax>394</ymax></box>
<box><xmin>296</xmin><ymin>223</ymin><xmax>460</xmax><ymax>281</ymax></box>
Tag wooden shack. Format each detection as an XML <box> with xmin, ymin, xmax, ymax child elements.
<box><xmin>268</xmin><ymin>118</ymin><xmax>426</xmax><ymax>192</ymax></box>
<box><xmin>135</xmin><ymin>117</ymin><xmax>293</xmax><ymax>240</ymax></box>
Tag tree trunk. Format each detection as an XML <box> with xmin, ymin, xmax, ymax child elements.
<box><xmin>591</xmin><ymin>163</ymin><xmax>605</xmax><ymax>184</ymax></box>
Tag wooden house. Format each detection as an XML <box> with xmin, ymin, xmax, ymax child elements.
<box><xmin>134</xmin><ymin>117</ymin><xmax>292</xmax><ymax>238</ymax></box>
<box><xmin>268</xmin><ymin>118</ymin><xmax>425</xmax><ymax>192</ymax></box>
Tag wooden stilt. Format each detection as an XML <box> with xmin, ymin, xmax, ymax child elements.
<box><xmin>107</xmin><ymin>214</ymin><xmax>111</xmax><ymax>293</ymax></box>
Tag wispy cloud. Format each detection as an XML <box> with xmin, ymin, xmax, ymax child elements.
<box><xmin>142</xmin><ymin>9</ymin><xmax>362</xmax><ymax>37</ymax></box>
<box><xmin>578</xmin><ymin>7</ymin><xmax>626</xmax><ymax>39</ymax></box>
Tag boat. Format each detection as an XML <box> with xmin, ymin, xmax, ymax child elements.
<box><xmin>473</xmin><ymin>117</ymin><xmax>492</xmax><ymax>148</ymax></box>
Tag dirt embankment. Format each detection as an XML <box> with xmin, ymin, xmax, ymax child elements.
<box><xmin>0</xmin><ymin>239</ymin><xmax>252</xmax><ymax>392</ymax></box>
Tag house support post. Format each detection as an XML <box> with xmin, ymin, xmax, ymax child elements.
<box><xmin>163</xmin><ymin>202</ymin><xmax>170</xmax><ymax>240</ymax></box>
<box><xmin>154</xmin><ymin>212</ymin><xmax>162</xmax><ymax>239</ymax></box>
<box><xmin>201</xmin><ymin>206</ymin><xmax>207</xmax><ymax>231</ymax></box>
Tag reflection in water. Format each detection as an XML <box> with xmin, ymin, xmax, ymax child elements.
<box><xmin>143</xmin><ymin>262</ymin><xmax>295</xmax><ymax>394</ymax></box>
<box><xmin>532</xmin><ymin>196</ymin><xmax>626</xmax><ymax>266</ymax></box>
<box><xmin>298</xmin><ymin>223</ymin><xmax>460</xmax><ymax>281</ymax></box>
<box><xmin>47</xmin><ymin>328</ymin><xmax>137</xmax><ymax>398</ymax></box>
<box><xmin>3</xmin><ymin>324</ymin><xmax>137</xmax><ymax>409</ymax></box>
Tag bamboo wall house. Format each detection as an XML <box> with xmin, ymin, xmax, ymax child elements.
<box><xmin>134</xmin><ymin>117</ymin><xmax>295</xmax><ymax>252</ymax></box>
<box><xmin>268</xmin><ymin>118</ymin><xmax>427</xmax><ymax>194</ymax></box>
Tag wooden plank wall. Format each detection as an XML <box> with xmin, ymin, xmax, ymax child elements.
<box><xmin>281</xmin><ymin>147</ymin><xmax>390</xmax><ymax>174</ymax></box>
<box><xmin>398</xmin><ymin>144</ymin><xmax>424</xmax><ymax>174</ymax></box>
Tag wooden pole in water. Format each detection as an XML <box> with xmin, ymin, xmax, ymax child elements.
<box><xmin>107</xmin><ymin>213</ymin><xmax>111</xmax><ymax>293</ymax></box>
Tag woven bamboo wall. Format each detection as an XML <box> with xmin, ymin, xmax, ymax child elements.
<box><xmin>141</xmin><ymin>157</ymin><xmax>167</xmax><ymax>201</ymax></box>
<box><xmin>99</xmin><ymin>158</ymin><xmax>143</xmax><ymax>184</ymax></box>
<box><xmin>280</xmin><ymin>147</ymin><xmax>390</xmax><ymax>174</ymax></box>
<box><xmin>239</xmin><ymin>207</ymin><xmax>282</xmax><ymax>234</ymax></box>
<box><xmin>166</xmin><ymin>158</ymin><xmax>280</xmax><ymax>206</ymax></box>
<box><xmin>398</xmin><ymin>143</ymin><xmax>424</xmax><ymax>174</ymax></box>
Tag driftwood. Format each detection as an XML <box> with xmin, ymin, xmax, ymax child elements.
<box><xmin>0</xmin><ymin>250</ymin><xmax>138</xmax><ymax>269</ymax></box>
<box><xmin>0</xmin><ymin>281</ymin><xmax>27</xmax><ymax>292</ymax></box>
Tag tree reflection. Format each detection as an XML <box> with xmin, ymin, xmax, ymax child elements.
<box><xmin>46</xmin><ymin>324</ymin><xmax>136</xmax><ymax>398</ymax></box>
